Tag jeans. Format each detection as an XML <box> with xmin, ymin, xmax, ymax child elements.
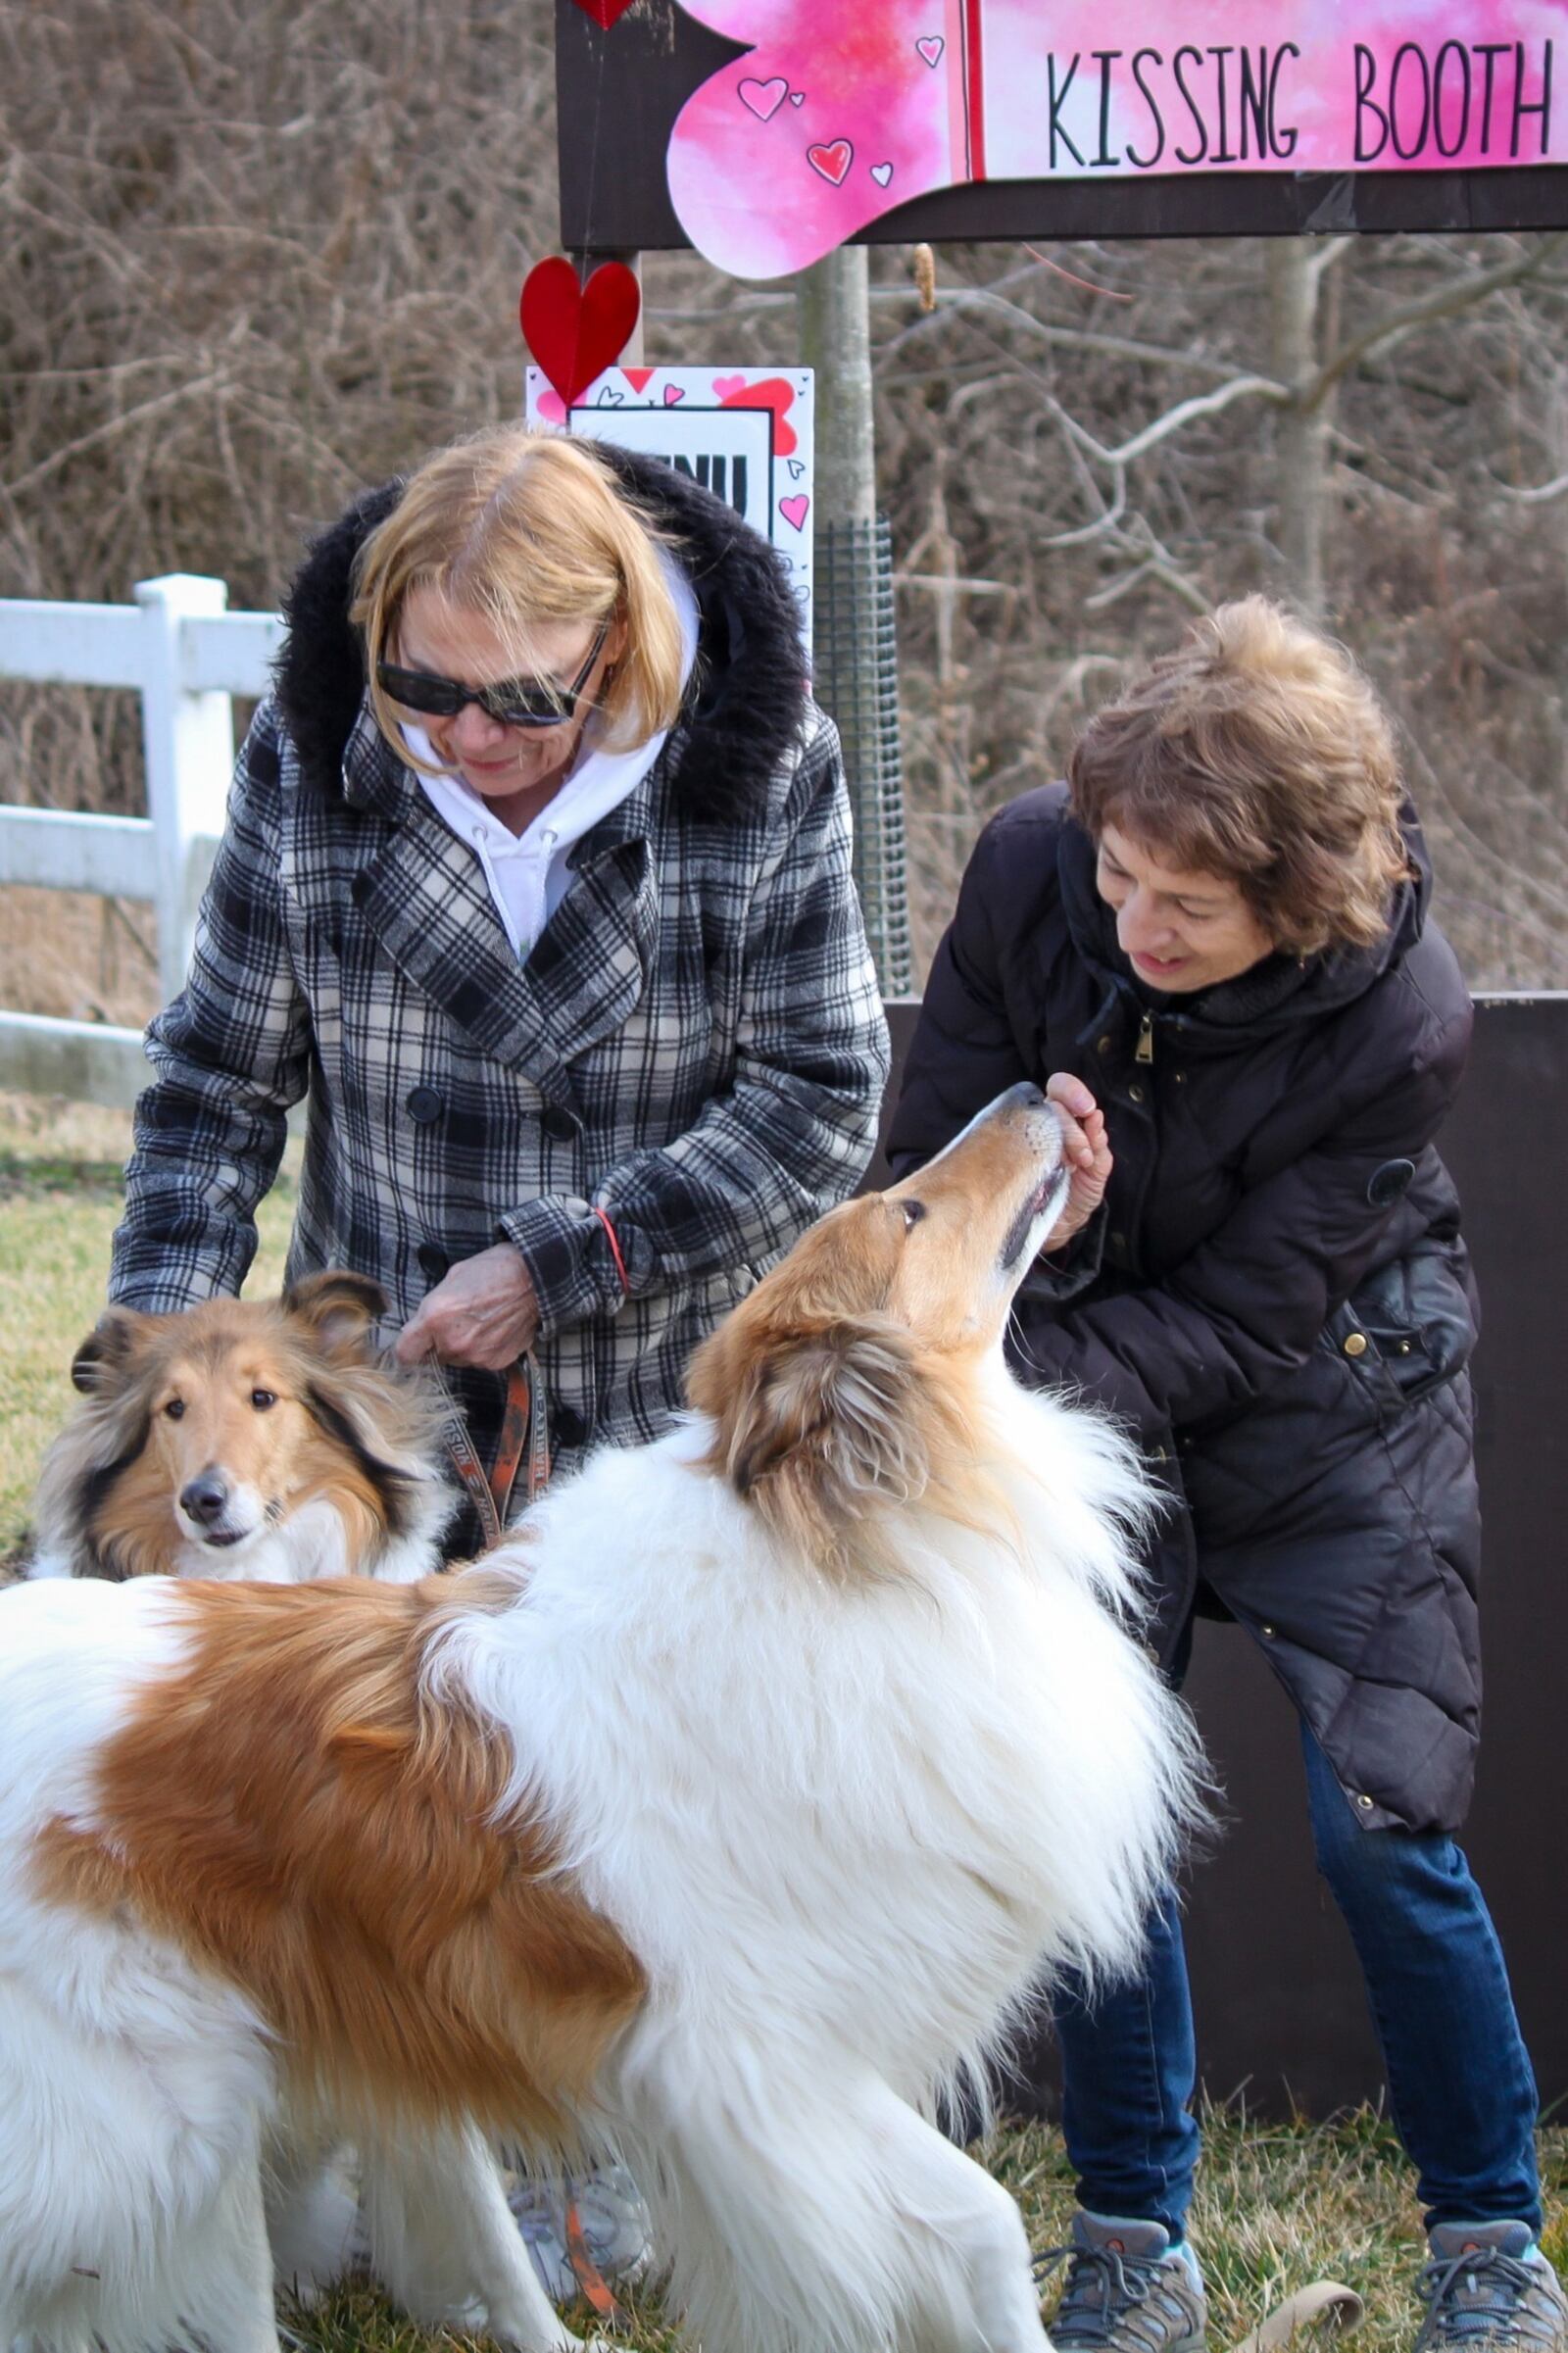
<box><xmin>1053</xmin><ymin>1718</ymin><xmax>1542</xmax><ymax>2239</ymax></box>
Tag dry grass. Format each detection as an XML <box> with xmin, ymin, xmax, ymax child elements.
<box><xmin>274</xmin><ymin>2104</ymin><xmax>1568</xmax><ymax>2351</ymax></box>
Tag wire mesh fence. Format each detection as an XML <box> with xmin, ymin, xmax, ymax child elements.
<box><xmin>811</xmin><ymin>515</ymin><xmax>912</xmax><ymax>999</ymax></box>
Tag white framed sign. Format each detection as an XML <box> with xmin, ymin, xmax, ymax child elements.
<box><xmin>524</xmin><ymin>364</ymin><xmax>815</xmax><ymax>647</ymax></box>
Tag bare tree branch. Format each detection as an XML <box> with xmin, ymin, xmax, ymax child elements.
<box><xmin>1301</xmin><ymin>234</ymin><xmax>1568</xmax><ymax>411</ymax></box>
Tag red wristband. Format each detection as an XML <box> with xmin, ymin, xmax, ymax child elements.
<box><xmin>592</xmin><ymin>1203</ymin><xmax>629</xmax><ymax>1298</ymax></box>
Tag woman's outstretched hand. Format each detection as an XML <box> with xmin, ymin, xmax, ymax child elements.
<box><xmin>1043</xmin><ymin>1071</ymin><xmax>1113</xmax><ymax>1252</ymax></box>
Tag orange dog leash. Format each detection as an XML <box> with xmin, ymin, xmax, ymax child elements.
<box><xmin>562</xmin><ymin>2185</ymin><xmax>634</xmax><ymax>2331</ymax></box>
<box><xmin>431</xmin><ymin>1352</ymin><xmax>550</xmax><ymax>1552</ymax></box>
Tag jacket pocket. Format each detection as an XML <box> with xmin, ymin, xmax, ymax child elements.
<box><xmin>1325</xmin><ymin>1248</ymin><xmax>1474</xmax><ymax>1411</ymax></box>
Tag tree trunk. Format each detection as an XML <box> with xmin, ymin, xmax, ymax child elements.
<box><xmin>1265</xmin><ymin>238</ymin><xmax>1330</xmax><ymax>622</ymax></box>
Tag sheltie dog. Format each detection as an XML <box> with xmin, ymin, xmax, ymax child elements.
<box><xmin>24</xmin><ymin>1271</ymin><xmax>456</xmax><ymax>1586</ymax></box>
<box><xmin>0</xmin><ymin>1084</ymin><xmax>1203</xmax><ymax>2353</ymax></box>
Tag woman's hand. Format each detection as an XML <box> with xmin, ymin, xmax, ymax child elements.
<box><xmin>393</xmin><ymin>1243</ymin><xmax>540</xmax><ymax>1370</ymax></box>
<box><xmin>1043</xmin><ymin>1071</ymin><xmax>1113</xmax><ymax>1252</ymax></box>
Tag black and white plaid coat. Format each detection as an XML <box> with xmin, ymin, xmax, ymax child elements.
<box><xmin>111</xmin><ymin>451</ymin><xmax>891</xmax><ymax>1482</ymax></box>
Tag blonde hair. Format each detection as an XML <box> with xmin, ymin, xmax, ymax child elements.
<box><xmin>351</xmin><ymin>424</ymin><xmax>687</xmax><ymax>763</ymax></box>
<box><xmin>1067</xmin><ymin>597</ymin><xmax>1411</xmax><ymax>956</ymax></box>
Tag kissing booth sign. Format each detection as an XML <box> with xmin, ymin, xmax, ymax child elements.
<box><xmin>557</xmin><ymin>0</ymin><xmax>1568</xmax><ymax>259</ymax></box>
<box><xmin>667</xmin><ymin>3</ymin><xmax>1564</xmax><ymax>277</ymax></box>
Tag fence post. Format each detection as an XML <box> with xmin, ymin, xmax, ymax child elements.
<box><xmin>135</xmin><ymin>572</ymin><xmax>235</xmax><ymax>1006</ymax></box>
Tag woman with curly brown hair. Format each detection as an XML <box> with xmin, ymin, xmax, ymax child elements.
<box><xmin>890</xmin><ymin>598</ymin><xmax>1563</xmax><ymax>2353</ymax></box>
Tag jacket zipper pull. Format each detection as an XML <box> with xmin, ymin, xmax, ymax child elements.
<box><xmin>1135</xmin><ymin>1012</ymin><xmax>1155</xmax><ymax>1065</ymax></box>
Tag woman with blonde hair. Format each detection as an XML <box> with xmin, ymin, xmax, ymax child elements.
<box><xmin>108</xmin><ymin>421</ymin><xmax>891</xmax><ymax>2298</ymax></box>
<box><xmin>891</xmin><ymin>598</ymin><xmax>1562</xmax><ymax>2353</ymax></box>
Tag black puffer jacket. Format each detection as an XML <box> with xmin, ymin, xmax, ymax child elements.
<box><xmin>890</xmin><ymin>784</ymin><xmax>1481</xmax><ymax>1835</ymax></box>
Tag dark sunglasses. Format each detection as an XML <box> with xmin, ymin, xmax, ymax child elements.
<box><xmin>377</xmin><ymin>620</ymin><xmax>610</xmax><ymax>730</ymax></box>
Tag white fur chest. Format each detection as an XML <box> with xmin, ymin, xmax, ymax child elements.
<box><xmin>437</xmin><ymin>1422</ymin><xmax>1186</xmax><ymax>2100</ymax></box>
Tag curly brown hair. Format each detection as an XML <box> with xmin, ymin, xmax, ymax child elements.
<box><xmin>1066</xmin><ymin>597</ymin><xmax>1411</xmax><ymax>956</ymax></box>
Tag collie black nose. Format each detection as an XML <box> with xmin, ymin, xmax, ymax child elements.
<box><xmin>996</xmin><ymin>1080</ymin><xmax>1047</xmax><ymax>1114</ymax></box>
<box><xmin>179</xmin><ymin>1472</ymin><xmax>229</xmax><ymax>1526</ymax></box>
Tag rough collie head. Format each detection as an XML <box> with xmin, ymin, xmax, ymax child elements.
<box><xmin>688</xmin><ymin>1083</ymin><xmax>1071</xmax><ymax>1573</ymax></box>
<box><xmin>30</xmin><ymin>1272</ymin><xmax>453</xmax><ymax>1583</ymax></box>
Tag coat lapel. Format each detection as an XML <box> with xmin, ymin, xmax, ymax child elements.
<box><xmin>343</xmin><ymin>711</ymin><xmax>660</xmax><ymax>1103</ymax></box>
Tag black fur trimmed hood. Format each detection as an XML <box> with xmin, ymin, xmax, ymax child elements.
<box><xmin>272</xmin><ymin>443</ymin><xmax>810</xmax><ymax>825</ymax></box>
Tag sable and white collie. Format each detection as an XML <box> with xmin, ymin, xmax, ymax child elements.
<box><xmin>24</xmin><ymin>1271</ymin><xmax>455</xmax><ymax>1586</ymax></box>
<box><xmin>0</xmin><ymin>1084</ymin><xmax>1202</xmax><ymax>2353</ymax></box>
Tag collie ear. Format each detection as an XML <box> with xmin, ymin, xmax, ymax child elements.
<box><xmin>284</xmin><ymin>1269</ymin><xmax>387</xmax><ymax>1355</ymax></box>
<box><xmin>703</xmin><ymin>1315</ymin><xmax>927</xmax><ymax>1561</ymax></box>
<box><xmin>71</xmin><ymin>1308</ymin><xmax>143</xmax><ymax>1395</ymax></box>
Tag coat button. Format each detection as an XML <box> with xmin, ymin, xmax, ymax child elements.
<box><xmin>406</xmin><ymin>1085</ymin><xmax>444</xmax><ymax>1125</ymax></box>
<box><xmin>541</xmin><ymin>1106</ymin><xmax>579</xmax><ymax>1144</ymax></box>
<box><xmin>1128</xmin><ymin>1083</ymin><xmax>1146</xmax><ymax>1103</ymax></box>
<box><xmin>1261</xmin><ymin>1622</ymin><xmax>1277</xmax><ymax>1639</ymax></box>
<box><xmin>1097</xmin><ymin>1035</ymin><xmax>1113</xmax><ymax>1054</ymax></box>
<box><xmin>416</xmin><ymin>1244</ymin><xmax>449</xmax><ymax>1280</ymax></box>
<box><xmin>552</xmin><ymin>1403</ymin><xmax>587</xmax><ymax>1448</ymax></box>
<box><xmin>1110</xmin><ymin>1229</ymin><xmax>1128</xmax><ymax>1252</ymax></box>
<box><xmin>1344</xmin><ymin>1331</ymin><xmax>1369</xmax><ymax>1357</ymax></box>
<box><xmin>1367</xmin><ymin>1156</ymin><xmax>1415</xmax><ymax>1208</ymax></box>
<box><xmin>1355</xmin><ymin>1792</ymin><xmax>1375</xmax><ymax>1810</ymax></box>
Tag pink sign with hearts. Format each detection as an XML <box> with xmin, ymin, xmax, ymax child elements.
<box><xmin>523</xmin><ymin>364</ymin><xmax>817</xmax><ymax>648</ymax></box>
<box><xmin>666</xmin><ymin>0</ymin><xmax>1568</xmax><ymax>279</ymax></box>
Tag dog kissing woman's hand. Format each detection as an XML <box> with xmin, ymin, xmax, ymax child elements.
<box><xmin>393</xmin><ymin>1243</ymin><xmax>541</xmax><ymax>1370</ymax></box>
<box><xmin>1043</xmin><ymin>1071</ymin><xmax>1113</xmax><ymax>1252</ymax></box>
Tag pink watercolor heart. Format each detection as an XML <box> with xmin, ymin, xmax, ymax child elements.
<box><xmin>779</xmin><ymin>494</ymin><xmax>810</xmax><ymax>531</ymax></box>
<box><xmin>870</xmin><ymin>162</ymin><xmax>894</xmax><ymax>187</ymax></box>
<box><xmin>738</xmin><ymin>74</ymin><xmax>788</xmax><ymax>122</ymax></box>
<box><xmin>807</xmin><ymin>138</ymin><xmax>854</xmax><ymax>187</ymax></box>
<box><xmin>916</xmin><ymin>35</ymin><xmax>945</xmax><ymax>67</ymax></box>
<box><xmin>531</xmin><ymin>383</ymin><xmax>567</xmax><ymax>425</ymax></box>
<box><xmin>789</xmin><ymin>90</ymin><xmax>805</xmax><ymax>106</ymax></box>
<box><xmin>663</xmin><ymin>384</ymin><xmax>686</xmax><ymax>406</ymax></box>
<box><xmin>715</xmin><ymin>375</ymin><xmax>799</xmax><ymax>456</ymax></box>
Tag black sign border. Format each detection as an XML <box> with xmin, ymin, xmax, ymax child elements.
<box><xmin>556</xmin><ymin>0</ymin><xmax>1568</xmax><ymax>255</ymax></box>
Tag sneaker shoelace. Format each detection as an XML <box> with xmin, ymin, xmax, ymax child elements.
<box><xmin>1420</xmin><ymin>2246</ymin><xmax>1556</xmax><ymax>2346</ymax></box>
<box><xmin>1036</xmin><ymin>2242</ymin><xmax>1190</xmax><ymax>2352</ymax></box>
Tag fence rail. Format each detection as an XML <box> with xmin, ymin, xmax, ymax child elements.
<box><xmin>0</xmin><ymin>575</ymin><xmax>283</xmax><ymax>1104</ymax></box>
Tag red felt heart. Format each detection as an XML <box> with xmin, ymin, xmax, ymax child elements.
<box><xmin>519</xmin><ymin>258</ymin><xmax>642</xmax><ymax>407</ymax></box>
<box><xmin>567</xmin><ymin>0</ymin><xmax>638</xmax><ymax>27</ymax></box>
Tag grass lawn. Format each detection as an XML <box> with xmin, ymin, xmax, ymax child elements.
<box><xmin>1</xmin><ymin>1093</ymin><xmax>1563</xmax><ymax>2350</ymax></box>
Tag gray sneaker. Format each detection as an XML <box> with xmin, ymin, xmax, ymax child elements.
<box><xmin>1039</xmin><ymin>2212</ymin><xmax>1208</xmax><ymax>2353</ymax></box>
<box><xmin>1415</xmin><ymin>2224</ymin><xmax>1568</xmax><ymax>2353</ymax></box>
<box><xmin>507</xmin><ymin>2162</ymin><xmax>655</xmax><ymax>2308</ymax></box>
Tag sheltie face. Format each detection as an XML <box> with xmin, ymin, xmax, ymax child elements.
<box><xmin>26</xmin><ymin>1271</ymin><xmax>455</xmax><ymax>1585</ymax></box>
<box><xmin>1</xmin><ymin>1086</ymin><xmax>1203</xmax><ymax>2353</ymax></box>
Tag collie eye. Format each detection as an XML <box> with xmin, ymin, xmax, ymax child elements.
<box><xmin>902</xmin><ymin>1200</ymin><xmax>926</xmax><ymax>1230</ymax></box>
<box><xmin>251</xmin><ymin>1389</ymin><xmax>276</xmax><ymax>1411</ymax></box>
<box><xmin>163</xmin><ymin>1397</ymin><xmax>185</xmax><ymax>1420</ymax></box>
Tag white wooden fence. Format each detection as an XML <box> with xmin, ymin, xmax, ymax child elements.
<box><xmin>0</xmin><ymin>575</ymin><xmax>284</xmax><ymax>1106</ymax></box>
